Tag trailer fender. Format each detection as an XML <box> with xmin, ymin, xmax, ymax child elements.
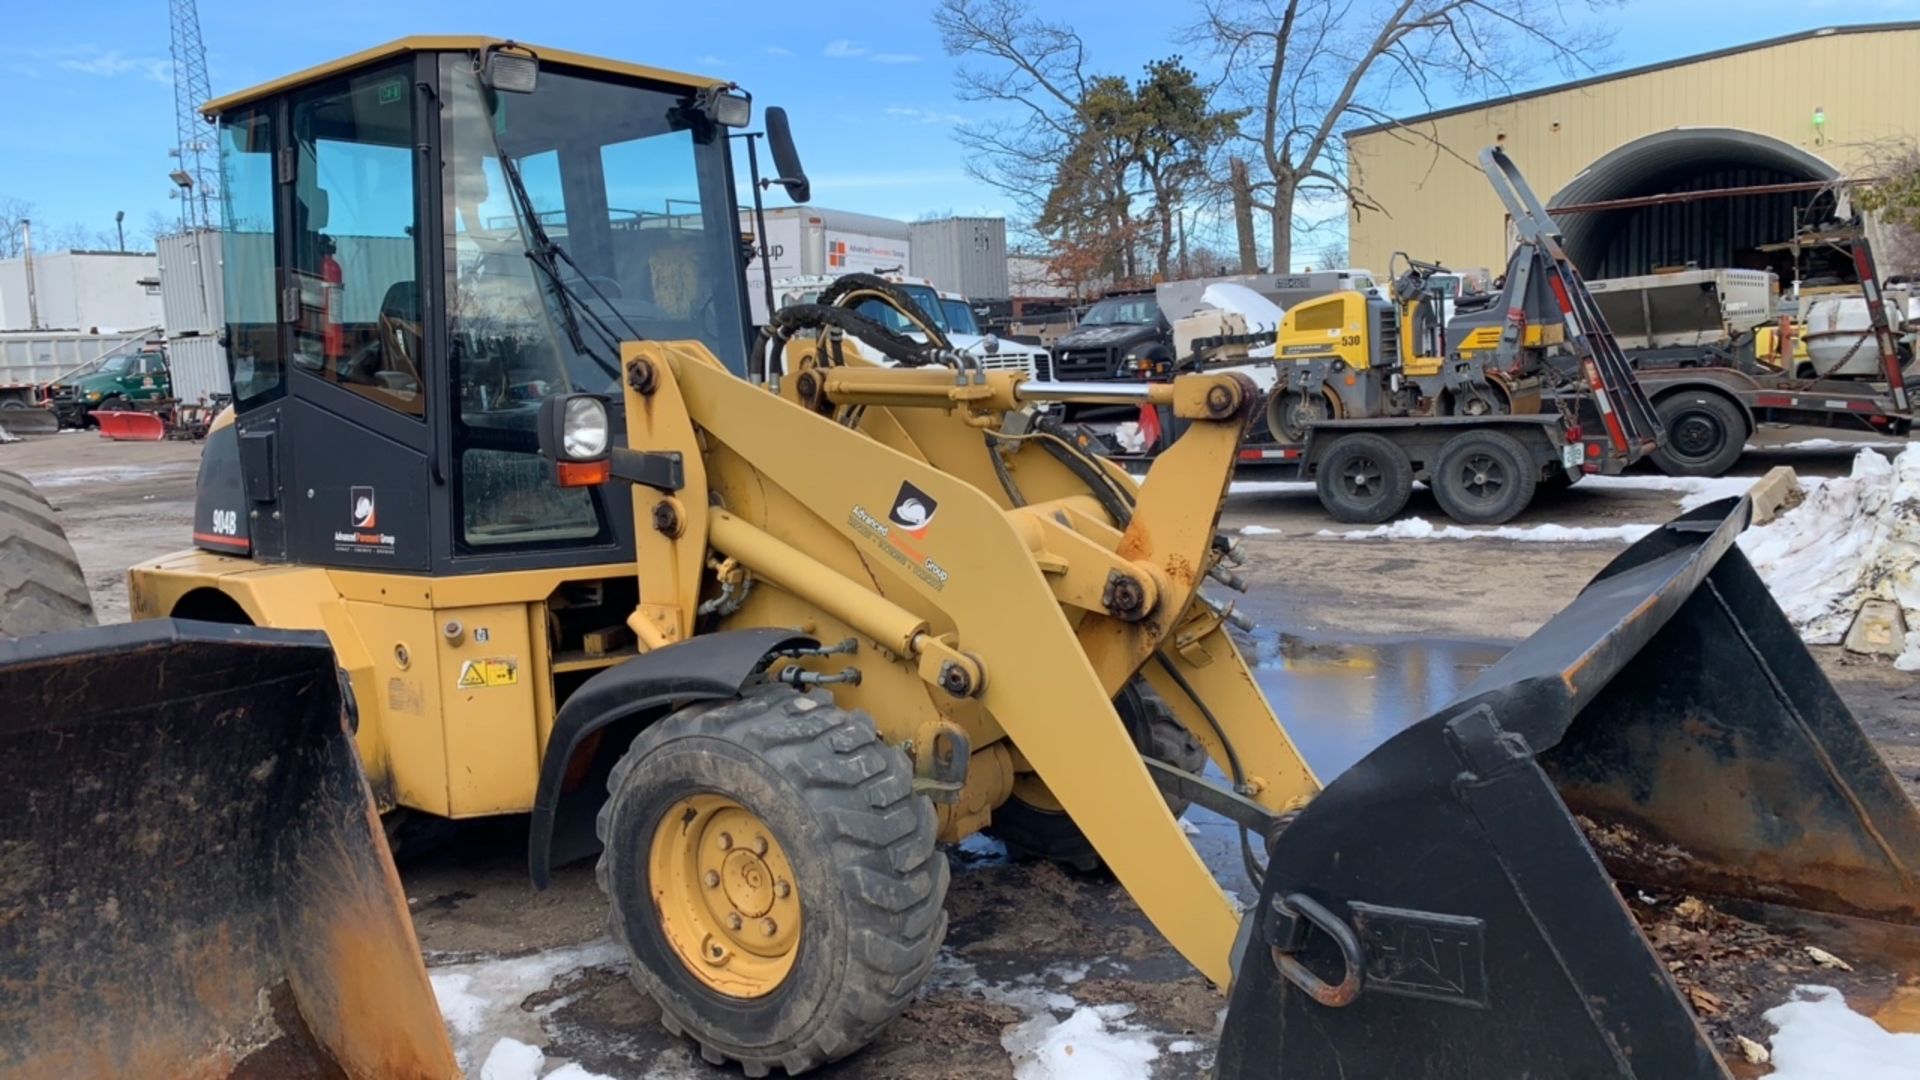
<box><xmin>528</xmin><ymin>626</ymin><xmax>814</xmax><ymax>886</ymax></box>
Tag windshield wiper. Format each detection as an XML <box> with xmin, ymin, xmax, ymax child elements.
<box><xmin>490</xmin><ymin>152</ymin><xmax>625</xmax><ymax>380</ymax></box>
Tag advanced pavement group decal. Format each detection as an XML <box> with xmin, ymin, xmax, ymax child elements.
<box><xmin>850</xmin><ymin>480</ymin><xmax>951</xmax><ymax>590</ymax></box>
<box><xmin>334</xmin><ymin>485</ymin><xmax>398</xmax><ymax>555</ymax></box>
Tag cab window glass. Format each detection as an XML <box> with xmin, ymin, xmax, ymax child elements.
<box><xmin>289</xmin><ymin>65</ymin><xmax>424</xmax><ymax>415</ymax></box>
<box><xmin>219</xmin><ymin>109</ymin><xmax>282</xmax><ymax>406</ymax></box>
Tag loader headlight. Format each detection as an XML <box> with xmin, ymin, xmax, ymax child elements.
<box><xmin>537</xmin><ymin>394</ymin><xmax>611</xmax><ymax>487</ymax></box>
<box><xmin>562</xmin><ymin>396</ymin><xmax>609</xmax><ymax>459</ymax></box>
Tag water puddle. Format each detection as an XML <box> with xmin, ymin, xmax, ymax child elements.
<box><xmin>1185</xmin><ymin>630</ymin><xmax>1510</xmax><ymax>896</ymax></box>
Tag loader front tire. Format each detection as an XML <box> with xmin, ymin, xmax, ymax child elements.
<box><xmin>595</xmin><ymin>686</ymin><xmax>947</xmax><ymax>1076</ymax></box>
<box><xmin>989</xmin><ymin>684</ymin><xmax>1206</xmax><ymax>872</ymax></box>
<box><xmin>0</xmin><ymin>470</ymin><xmax>95</xmax><ymax>637</ymax></box>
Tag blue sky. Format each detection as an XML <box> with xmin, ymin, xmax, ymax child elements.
<box><xmin>7</xmin><ymin>1</ymin><xmax>1914</xmax><ymax>255</ymax></box>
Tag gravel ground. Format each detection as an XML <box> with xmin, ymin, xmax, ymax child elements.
<box><xmin>5</xmin><ymin>425</ymin><xmax>1913</xmax><ymax>1079</ymax></box>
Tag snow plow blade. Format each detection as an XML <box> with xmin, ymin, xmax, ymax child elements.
<box><xmin>0</xmin><ymin>620</ymin><xmax>457</xmax><ymax>1078</ymax></box>
<box><xmin>0</xmin><ymin>407</ymin><xmax>58</xmax><ymax>437</ymax></box>
<box><xmin>93</xmin><ymin>408</ymin><xmax>167</xmax><ymax>441</ymax></box>
<box><xmin>1217</xmin><ymin>498</ymin><xmax>1920</xmax><ymax>1079</ymax></box>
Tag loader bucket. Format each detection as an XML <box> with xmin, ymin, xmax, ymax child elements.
<box><xmin>0</xmin><ymin>620</ymin><xmax>457</xmax><ymax>1079</ymax></box>
<box><xmin>93</xmin><ymin>408</ymin><xmax>168</xmax><ymax>441</ymax></box>
<box><xmin>1218</xmin><ymin>498</ymin><xmax>1920</xmax><ymax>1079</ymax></box>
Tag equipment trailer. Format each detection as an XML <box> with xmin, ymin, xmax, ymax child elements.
<box><xmin>1130</xmin><ymin>147</ymin><xmax>1661</xmax><ymax>525</ymax></box>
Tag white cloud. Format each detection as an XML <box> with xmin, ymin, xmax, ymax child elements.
<box><xmin>871</xmin><ymin>52</ymin><xmax>922</xmax><ymax>64</ymax></box>
<box><xmin>884</xmin><ymin>106</ymin><xmax>965</xmax><ymax>126</ymax></box>
<box><xmin>761</xmin><ymin>45</ymin><xmax>794</xmax><ymax>57</ymax></box>
<box><xmin>55</xmin><ymin>49</ymin><xmax>171</xmax><ymax>84</ymax></box>
<box><xmin>823</xmin><ymin>39</ymin><xmax>868</xmax><ymax>57</ymax></box>
<box><xmin>695</xmin><ymin>55</ymin><xmax>727</xmax><ymax>67</ymax></box>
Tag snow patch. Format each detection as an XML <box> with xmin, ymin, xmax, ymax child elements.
<box><xmin>1572</xmin><ymin>473</ymin><xmax>1759</xmax><ymax>512</ymax></box>
<box><xmin>954</xmin><ymin>832</ymin><xmax>1010</xmax><ymax>866</ymax></box>
<box><xmin>1238</xmin><ymin>524</ymin><xmax>1281</xmax><ymax>536</ymax></box>
<box><xmin>479</xmin><ymin>1038</ymin><xmax>546</xmax><ymax>1080</ymax></box>
<box><xmin>927</xmin><ymin>953</ymin><xmax>1190</xmax><ymax>1077</ymax></box>
<box><xmin>1738</xmin><ymin>446</ymin><xmax>1920</xmax><ymax>669</ymax></box>
<box><xmin>429</xmin><ymin>939</ymin><xmax>627</xmax><ymax>1077</ymax></box>
<box><xmin>1320</xmin><ymin>517</ymin><xmax>1659</xmax><ymax>544</ymax></box>
<box><xmin>1005</xmin><ymin>1003</ymin><xmax>1161</xmax><ymax>1080</ymax></box>
<box><xmin>1748</xmin><ymin>437</ymin><xmax>1908</xmax><ymax>453</ymax></box>
<box><xmin>1764</xmin><ymin>985</ymin><xmax>1920</xmax><ymax>1079</ymax></box>
<box><xmin>1229</xmin><ymin>479</ymin><xmax>1315</xmax><ymax>495</ymax></box>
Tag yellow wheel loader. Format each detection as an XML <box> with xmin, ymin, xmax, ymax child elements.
<box><xmin>4</xmin><ymin>37</ymin><xmax>1918</xmax><ymax>1079</ymax></box>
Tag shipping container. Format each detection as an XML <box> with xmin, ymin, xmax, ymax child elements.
<box><xmin>0</xmin><ymin>252</ymin><xmax>164</xmax><ymax>332</ymax></box>
<box><xmin>166</xmin><ymin>336</ymin><xmax>231</xmax><ymax>405</ymax></box>
<box><xmin>157</xmin><ymin>230</ymin><xmax>225</xmax><ymax>336</ymax></box>
<box><xmin>909</xmin><ymin>217</ymin><xmax>1009</xmax><ymax>300</ymax></box>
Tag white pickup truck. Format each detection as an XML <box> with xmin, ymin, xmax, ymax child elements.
<box><xmin>766</xmin><ymin>273</ymin><xmax>1048</xmax><ymax>378</ymax></box>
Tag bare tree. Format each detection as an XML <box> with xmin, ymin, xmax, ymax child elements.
<box><xmin>0</xmin><ymin>198</ymin><xmax>34</xmax><ymax>259</ymax></box>
<box><xmin>1189</xmin><ymin>0</ymin><xmax>1613</xmax><ymax>269</ymax></box>
<box><xmin>934</xmin><ymin>0</ymin><xmax>1095</xmax><ymax>224</ymax></box>
<box><xmin>1854</xmin><ymin>139</ymin><xmax>1920</xmax><ymax>279</ymax></box>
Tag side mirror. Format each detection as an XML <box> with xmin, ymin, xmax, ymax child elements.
<box><xmin>765</xmin><ymin>108</ymin><xmax>810</xmax><ymax>204</ymax></box>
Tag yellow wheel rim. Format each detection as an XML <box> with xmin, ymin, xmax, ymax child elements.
<box><xmin>648</xmin><ymin>793</ymin><xmax>803</xmax><ymax>998</ymax></box>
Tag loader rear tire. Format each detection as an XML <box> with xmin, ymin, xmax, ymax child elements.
<box><xmin>0</xmin><ymin>470</ymin><xmax>95</xmax><ymax>637</ymax></box>
<box><xmin>1432</xmin><ymin>430</ymin><xmax>1536</xmax><ymax>525</ymax></box>
<box><xmin>989</xmin><ymin>684</ymin><xmax>1207</xmax><ymax>872</ymax></box>
<box><xmin>596</xmin><ymin>686</ymin><xmax>946</xmax><ymax>1076</ymax></box>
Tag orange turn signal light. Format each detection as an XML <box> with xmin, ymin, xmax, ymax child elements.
<box><xmin>555</xmin><ymin>459</ymin><xmax>611</xmax><ymax>487</ymax></box>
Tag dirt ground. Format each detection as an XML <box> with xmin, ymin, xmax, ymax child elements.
<box><xmin>5</xmin><ymin>426</ymin><xmax>1914</xmax><ymax>1078</ymax></box>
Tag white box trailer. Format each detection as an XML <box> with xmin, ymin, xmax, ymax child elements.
<box><xmin>742</xmin><ymin>207</ymin><xmax>911</xmax><ymax>323</ymax></box>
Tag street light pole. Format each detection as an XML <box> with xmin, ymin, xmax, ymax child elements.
<box><xmin>116</xmin><ymin>211</ymin><xmax>126</xmax><ymax>253</ymax></box>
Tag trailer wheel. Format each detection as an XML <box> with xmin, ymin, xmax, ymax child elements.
<box><xmin>1432</xmin><ymin>430</ymin><xmax>1536</xmax><ymax>525</ymax></box>
<box><xmin>596</xmin><ymin>685</ymin><xmax>946</xmax><ymax>1076</ymax></box>
<box><xmin>1315</xmin><ymin>434</ymin><xmax>1413</xmax><ymax>524</ymax></box>
<box><xmin>1649</xmin><ymin>391</ymin><xmax>1746</xmax><ymax>477</ymax></box>
<box><xmin>989</xmin><ymin>683</ymin><xmax>1206</xmax><ymax>871</ymax></box>
<box><xmin>0</xmin><ymin>471</ymin><xmax>96</xmax><ymax>637</ymax></box>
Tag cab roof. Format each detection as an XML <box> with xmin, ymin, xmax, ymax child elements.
<box><xmin>202</xmin><ymin>36</ymin><xmax>726</xmax><ymax>119</ymax></box>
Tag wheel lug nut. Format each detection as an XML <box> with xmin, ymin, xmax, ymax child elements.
<box><xmin>728</xmin><ymin>913</ymin><xmax>743</xmax><ymax>931</ymax></box>
<box><xmin>762</xmin><ymin>918</ymin><xmax>778</xmax><ymax>937</ymax></box>
<box><xmin>753</xmin><ymin>835</ymin><xmax>769</xmax><ymax>856</ymax></box>
<box><xmin>775</xmin><ymin>880</ymin><xmax>791</xmax><ymax>899</ymax></box>
<box><xmin>716</xmin><ymin>832</ymin><xmax>733</xmax><ymax>851</ymax></box>
<box><xmin>703</xmin><ymin>870</ymin><xmax>720</xmax><ymax>889</ymax></box>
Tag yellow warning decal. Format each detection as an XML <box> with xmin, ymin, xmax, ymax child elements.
<box><xmin>457</xmin><ymin>658</ymin><xmax>519</xmax><ymax>689</ymax></box>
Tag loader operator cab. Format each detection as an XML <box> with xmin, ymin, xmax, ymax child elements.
<box><xmin>196</xmin><ymin>39</ymin><xmax>775</xmax><ymax>572</ymax></box>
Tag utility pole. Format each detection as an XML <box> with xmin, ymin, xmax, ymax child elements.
<box><xmin>21</xmin><ymin>219</ymin><xmax>40</xmax><ymax>331</ymax></box>
<box><xmin>116</xmin><ymin>211</ymin><xmax>126</xmax><ymax>252</ymax></box>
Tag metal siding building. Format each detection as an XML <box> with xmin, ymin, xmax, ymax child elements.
<box><xmin>1345</xmin><ymin>23</ymin><xmax>1920</xmax><ymax>279</ymax></box>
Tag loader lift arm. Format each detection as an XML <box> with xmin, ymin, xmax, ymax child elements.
<box><xmin>591</xmin><ymin>338</ymin><xmax>1322</xmax><ymax>987</ymax></box>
